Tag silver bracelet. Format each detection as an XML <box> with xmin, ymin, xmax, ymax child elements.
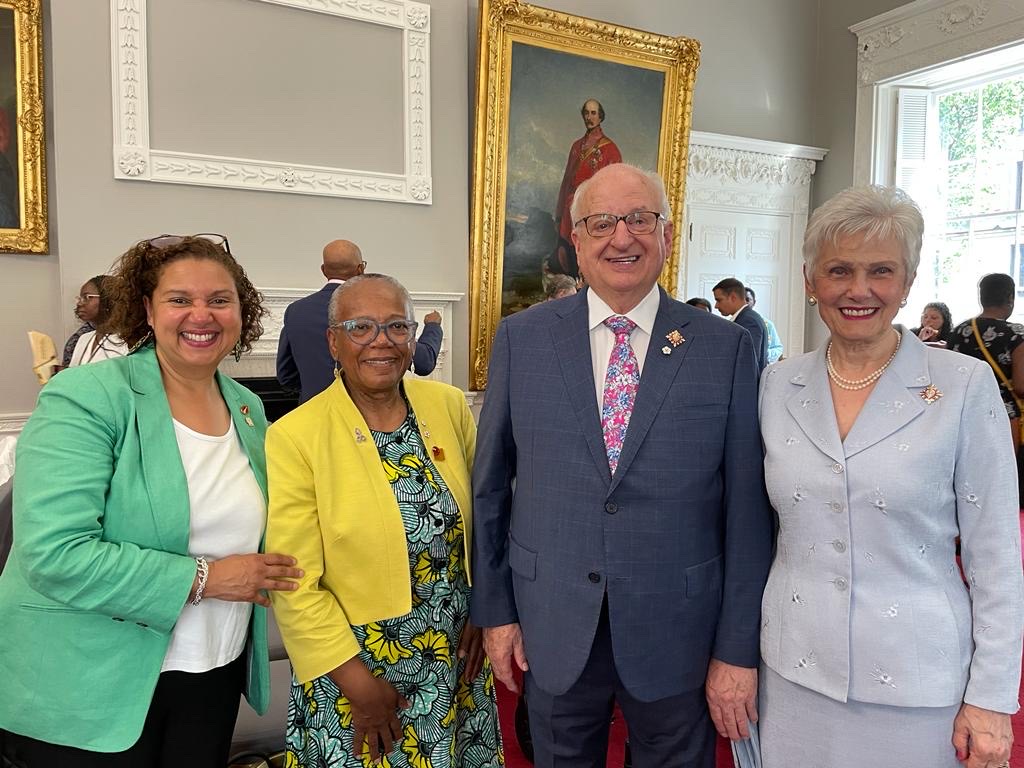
<box><xmin>191</xmin><ymin>556</ymin><xmax>209</xmax><ymax>606</ymax></box>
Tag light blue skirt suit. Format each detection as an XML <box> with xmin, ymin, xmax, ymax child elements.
<box><xmin>757</xmin><ymin>328</ymin><xmax>1024</xmax><ymax>766</ymax></box>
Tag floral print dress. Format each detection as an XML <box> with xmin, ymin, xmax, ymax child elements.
<box><xmin>285</xmin><ymin>409</ymin><xmax>503</xmax><ymax>768</ymax></box>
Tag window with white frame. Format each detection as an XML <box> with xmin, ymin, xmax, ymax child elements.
<box><xmin>889</xmin><ymin>54</ymin><xmax>1024</xmax><ymax>329</ymax></box>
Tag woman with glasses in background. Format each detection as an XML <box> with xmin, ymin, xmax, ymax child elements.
<box><xmin>267</xmin><ymin>274</ymin><xmax>502</xmax><ymax>768</ymax></box>
<box><xmin>67</xmin><ymin>271</ymin><xmax>129</xmax><ymax>366</ymax></box>
<box><xmin>0</xmin><ymin>234</ymin><xmax>302</xmax><ymax>767</ymax></box>
<box><xmin>60</xmin><ymin>274</ymin><xmax>108</xmax><ymax>368</ymax></box>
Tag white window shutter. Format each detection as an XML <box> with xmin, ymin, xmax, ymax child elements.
<box><xmin>894</xmin><ymin>88</ymin><xmax>935</xmax><ymax>200</ymax></box>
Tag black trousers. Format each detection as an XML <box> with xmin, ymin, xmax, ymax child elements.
<box><xmin>1</xmin><ymin>654</ymin><xmax>244</xmax><ymax>768</ymax></box>
<box><xmin>524</xmin><ymin>600</ymin><xmax>715</xmax><ymax>768</ymax></box>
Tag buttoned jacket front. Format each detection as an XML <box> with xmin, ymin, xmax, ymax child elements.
<box><xmin>759</xmin><ymin>327</ymin><xmax>1024</xmax><ymax>713</ymax></box>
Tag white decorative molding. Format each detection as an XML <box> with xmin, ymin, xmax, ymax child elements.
<box><xmin>689</xmin><ymin>146</ymin><xmax>816</xmax><ymax>189</ymax></box>
<box><xmin>219</xmin><ymin>289</ymin><xmax>463</xmax><ymax>384</ymax></box>
<box><xmin>851</xmin><ymin>0</ymin><xmax>1024</xmax><ymax>184</ymax></box>
<box><xmin>938</xmin><ymin>2</ymin><xmax>989</xmax><ymax>34</ymax></box>
<box><xmin>110</xmin><ymin>0</ymin><xmax>432</xmax><ymax>204</ymax></box>
<box><xmin>0</xmin><ymin>413</ymin><xmax>30</xmax><ymax>436</ymax></box>
<box><xmin>686</xmin><ymin>132</ymin><xmax>827</xmax><ymax>215</ymax></box>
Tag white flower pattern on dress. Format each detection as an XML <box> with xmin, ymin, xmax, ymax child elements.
<box><xmin>795</xmin><ymin>651</ymin><xmax>817</xmax><ymax>670</ymax></box>
<box><xmin>871</xmin><ymin>666</ymin><xmax>897</xmax><ymax>688</ymax></box>
<box><xmin>871</xmin><ymin>488</ymin><xmax>888</xmax><ymax>514</ymax></box>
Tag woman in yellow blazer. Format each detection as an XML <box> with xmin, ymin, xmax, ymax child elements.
<box><xmin>0</xmin><ymin>235</ymin><xmax>301</xmax><ymax>767</ymax></box>
<box><xmin>267</xmin><ymin>275</ymin><xmax>501</xmax><ymax>768</ymax></box>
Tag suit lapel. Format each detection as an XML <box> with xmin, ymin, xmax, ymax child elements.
<box><xmin>128</xmin><ymin>348</ymin><xmax>190</xmax><ymax>553</ymax></box>
<box><xmin>610</xmin><ymin>291</ymin><xmax>691</xmax><ymax>491</ymax></box>
<box><xmin>841</xmin><ymin>328</ymin><xmax>927</xmax><ymax>459</ymax></box>
<box><xmin>552</xmin><ymin>291</ymin><xmax>610</xmax><ymax>482</ymax></box>
<box><xmin>785</xmin><ymin>348</ymin><xmax>846</xmax><ymax>465</ymax></box>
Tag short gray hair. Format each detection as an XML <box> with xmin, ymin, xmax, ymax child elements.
<box><xmin>569</xmin><ymin>164</ymin><xmax>672</xmax><ymax>226</ymax></box>
<box><xmin>803</xmin><ymin>185</ymin><xmax>924</xmax><ymax>276</ymax></box>
<box><xmin>328</xmin><ymin>273</ymin><xmax>415</xmax><ymax>326</ymax></box>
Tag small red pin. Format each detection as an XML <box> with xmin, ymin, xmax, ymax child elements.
<box><xmin>431</xmin><ymin>446</ymin><xmax>444</xmax><ymax>461</ymax></box>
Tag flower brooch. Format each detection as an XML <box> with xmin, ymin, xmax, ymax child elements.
<box><xmin>661</xmin><ymin>329</ymin><xmax>685</xmax><ymax>356</ymax></box>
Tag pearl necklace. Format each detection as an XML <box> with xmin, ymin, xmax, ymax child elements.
<box><xmin>826</xmin><ymin>330</ymin><xmax>902</xmax><ymax>390</ymax></box>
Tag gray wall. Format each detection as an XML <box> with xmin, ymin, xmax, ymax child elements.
<box><xmin>2</xmin><ymin>0</ymin><xmax>889</xmax><ymax>413</ymax></box>
<box><xmin>803</xmin><ymin>0</ymin><xmax>908</xmax><ymax>348</ymax></box>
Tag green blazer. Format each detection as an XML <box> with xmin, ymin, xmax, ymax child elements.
<box><xmin>0</xmin><ymin>346</ymin><xmax>270</xmax><ymax>752</ymax></box>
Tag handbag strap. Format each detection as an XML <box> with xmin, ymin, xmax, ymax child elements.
<box><xmin>971</xmin><ymin>318</ymin><xmax>1024</xmax><ymax>418</ymax></box>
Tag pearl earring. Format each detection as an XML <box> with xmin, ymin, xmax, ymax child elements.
<box><xmin>807</xmin><ymin>295</ymin><xmax>818</xmax><ymax>306</ymax></box>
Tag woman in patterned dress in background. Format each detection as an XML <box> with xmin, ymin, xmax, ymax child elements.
<box><xmin>267</xmin><ymin>274</ymin><xmax>501</xmax><ymax>768</ymax></box>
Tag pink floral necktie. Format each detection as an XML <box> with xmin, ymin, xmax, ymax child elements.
<box><xmin>601</xmin><ymin>315</ymin><xmax>639</xmax><ymax>474</ymax></box>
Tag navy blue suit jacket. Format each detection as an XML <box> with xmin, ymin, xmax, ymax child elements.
<box><xmin>734</xmin><ymin>305</ymin><xmax>769</xmax><ymax>373</ymax></box>
<box><xmin>471</xmin><ymin>287</ymin><xmax>773</xmax><ymax>701</ymax></box>
<box><xmin>276</xmin><ymin>283</ymin><xmax>443</xmax><ymax>404</ymax></box>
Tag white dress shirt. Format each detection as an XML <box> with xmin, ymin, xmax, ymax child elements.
<box><xmin>588</xmin><ymin>284</ymin><xmax>660</xmax><ymax>408</ymax></box>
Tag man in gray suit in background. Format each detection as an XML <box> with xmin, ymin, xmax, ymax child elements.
<box><xmin>472</xmin><ymin>164</ymin><xmax>773</xmax><ymax>767</ymax></box>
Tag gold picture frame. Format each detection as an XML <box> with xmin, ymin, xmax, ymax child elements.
<box><xmin>469</xmin><ymin>0</ymin><xmax>699</xmax><ymax>389</ymax></box>
<box><xmin>0</xmin><ymin>0</ymin><xmax>45</xmax><ymax>253</ymax></box>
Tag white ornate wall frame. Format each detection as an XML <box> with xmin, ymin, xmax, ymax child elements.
<box><xmin>851</xmin><ymin>0</ymin><xmax>1024</xmax><ymax>185</ymax></box>
<box><xmin>109</xmin><ymin>0</ymin><xmax>432</xmax><ymax>204</ymax></box>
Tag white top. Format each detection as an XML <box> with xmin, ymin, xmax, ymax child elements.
<box><xmin>587</xmin><ymin>284</ymin><xmax>660</xmax><ymax>408</ymax></box>
<box><xmin>162</xmin><ymin>418</ymin><xmax>265</xmax><ymax>673</ymax></box>
<box><xmin>68</xmin><ymin>331</ymin><xmax>128</xmax><ymax>367</ymax></box>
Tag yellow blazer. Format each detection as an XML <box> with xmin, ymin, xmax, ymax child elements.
<box><xmin>266</xmin><ymin>377</ymin><xmax>476</xmax><ymax>683</ymax></box>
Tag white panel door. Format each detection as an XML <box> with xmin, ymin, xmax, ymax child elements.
<box><xmin>683</xmin><ymin>206</ymin><xmax>793</xmax><ymax>356</ymax></box>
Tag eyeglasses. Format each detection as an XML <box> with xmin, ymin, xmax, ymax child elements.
<box><xmin>573</xmin><ymin>211</ymin><xmax>665</xmax><ymax>238</ymax></box>
<box><xmin>330</xmin><ymin>317</ymin><xmax>419</xmax><ymax>346</ymax></box>
<box><xmin>76</xmin><ymin>293</ymin><xmax>100</xmax><ymax>303</ymax></box>
<box><xmin>143</xmin><ymin>233</ymin><xmax>231</xmax><ymax>254</ymax></box>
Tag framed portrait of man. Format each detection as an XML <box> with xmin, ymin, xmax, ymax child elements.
<box><xmin>469</xmin><ymin>0</ymin><xmax>699</xmax><ymax>389</ymax></box>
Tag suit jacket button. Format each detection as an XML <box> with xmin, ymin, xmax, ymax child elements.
<box><xmin>831</xmin><ymin>462</ymin><xmax>844</xmax><ymax>474</ymax></box>
<box><xmin>833</xmin><ymin>577</ymin><xmax>848</xmax><ymax>591</ymax></box>
<box><xmin>605</xmin><ymin>502</ymin><xmax>618</xmax><ymax>514</ymax></box>
<box><xmin>588</xmin><ymin>572</ymin><xmax>601</xmax><ymax>583</ymax></box>
<box><xmin>832</xmin><ymin>539</ymin><xmax>847</xmax><ymax>553</ymax></box>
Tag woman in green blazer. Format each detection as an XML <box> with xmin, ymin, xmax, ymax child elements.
<box><xmin>0</xmin><ymin>235</ymin><xmax>301</xmax><ymax>767</ymax></box>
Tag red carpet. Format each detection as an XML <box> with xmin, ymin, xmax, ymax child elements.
<box><xmin>497</xmin><ymin>515</ymin><xmax>1024</xmax><ymax>766</ymax></box>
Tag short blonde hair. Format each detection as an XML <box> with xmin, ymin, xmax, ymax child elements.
<box><xmin>803</xmin><ymin>185</ymin><xmax>923</xmax><ymax>276</ymax></box>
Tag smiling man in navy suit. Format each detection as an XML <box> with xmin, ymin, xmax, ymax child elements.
<box><xmin>276</xmin><ymin>240</ymin><xmax>443</xmax><ymax>403</ymax></box>
<box><xmin>472</xmin><ymin>164</ymin><xmax>773</xmax><ymax>768</ymax></box>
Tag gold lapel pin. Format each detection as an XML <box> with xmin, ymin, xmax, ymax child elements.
<box><xmin>920</xmin><ymin>384</ymin><xmax>943</xmax><ymax>404</ymax></box>
<box><xmin>354</xmin><ymin>427</ymin><xmax>367</xmax><ymax>443</ymax></box>
<box><xmin>666</xmin><ymin>329</ymin><xmax>685</xmax><ymax>347</ymax></box>
<box><xmin>239</xmin><ymin>404</ymin><xmax>254</xmax><ymax>427</ymax></box>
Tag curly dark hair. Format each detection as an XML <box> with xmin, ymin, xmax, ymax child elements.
<box><xmin>104</xmin><ymin>235</ymin><xmax>266</xmax><ymax>353</ymax></box>
<box><xmin>921</xmin><ymin>301</ymin><xmax>953</xmax><ymax>340</ymax></box>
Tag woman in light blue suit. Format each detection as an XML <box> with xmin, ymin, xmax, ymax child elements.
<box><xmin>758</xmin><ymin>186</ymin><xmax>1023</xmax><ymax>768</ymax></box>
<box><xmin>0</xmin><ymin>235</ymin><xmax>301</xmax><ymax>767</ymax></box>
